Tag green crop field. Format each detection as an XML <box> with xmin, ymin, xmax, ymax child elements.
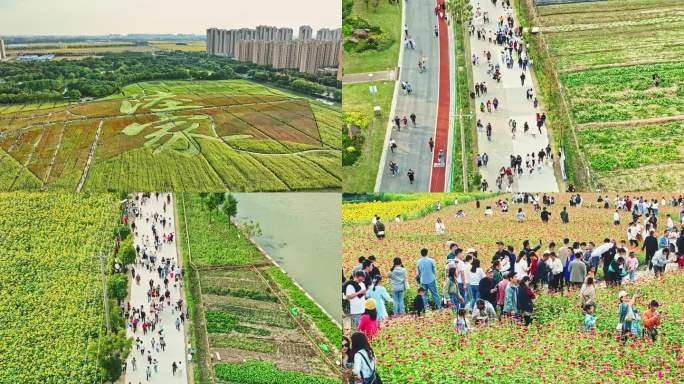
<box><xmin>0</xmin><ymin>192</ymin><xmax>119</xmax><ymax>383</ymax></box>
<box><xmin>0</xmin><ymin>80</ymin><xmax>341</xmax><ymax>192</ymax></box>
<box><xmin>176</xmin><ymin>194</ymin><xmax>340</xmax><ymax>383</ymax></box>
<box><xmin>532</xmin><ymin>0</ymin><xmax>684</xmax><ymax>190</ymax></box>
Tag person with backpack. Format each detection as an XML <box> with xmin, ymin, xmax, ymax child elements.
<box><xmin>387</xmin><ymin>257</ymin><xmax>407</xmax><ymax>315</ymax></box>
<box><xmin>373</xmin><ymin>217</ymin><xmax>386</xmax><ymax>240</ymax></box>
<box><xmin>351</xmin><ymin>332</ymin><xmax>382</xmax><ymax>384</ymax></box>
<box><xmin>443</xmin><ymin>267</ymin><xmax>464</xmax><ymax>312</ymax></box>
<box><xmin>344</xmin><ymin>271</ymin><xmax>367</xmax><ymax>330</ymax></box>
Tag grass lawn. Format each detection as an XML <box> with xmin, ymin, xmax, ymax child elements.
<box><xmin>343</xmin><ymin>1</ymin><xmax>402</xmax><ymax>74</ymax></box>
<box><xmin>342</xmin><ymin>81</ymin><xmax>395</xmax><ymax>191</ymax></box>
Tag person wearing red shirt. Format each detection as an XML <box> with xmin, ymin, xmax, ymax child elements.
<box><xmin>358</xmin><ymin>298</ymin><xmax>380</xmax><ymax>340</ymax></box>
<box><xmin>642</xmin><ymin>300</ymin><xmax>661</xmax><ymax>341</ymax></box>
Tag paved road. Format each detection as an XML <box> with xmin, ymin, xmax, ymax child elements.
<box><xmin>125</xmin><ymin>193</ymin><xmax>189</xmax><ymax>384</ymax></box>
<box><xmin>343</xmin><ymin>69</ymin><xmax>397</xmax><ymax>84</ymax></box>
<box><xmin>469</xmin><ymin>0</ymin><xmax>559</xmax><ymax>192</ymax></box>
<box><xmin>429</xmin><ymin>2</ymin><xmax>451</xmax><ymax>192</ymax></box>
<box><xmin>377</xmin><ymin>0</ymin><xmax>440</xmax><ymax>192</ymax></box>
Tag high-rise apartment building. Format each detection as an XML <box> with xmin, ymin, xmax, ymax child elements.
<box><xmin>315</xmin><ymin>28</ymin><xmax>342</xmax><ymax>41</ymax></box>
<box><xmin>298</xmin><ymin>25</ymin><xmax>313</xmax><ymax>40</ymax></box>
<box><xmin>207</xmin><ymin>25</ymin><xmax>340</xmax><ymax>74</ymax></box>
<box><xmin>0</xmin><ymin>38</ymin><xmax>7</xmax><ymax>61</ymax></box>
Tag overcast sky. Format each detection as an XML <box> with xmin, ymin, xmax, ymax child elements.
<box><xmin>0</xmin><ymin>0</ymin><xmax>340</xmax><ymax>36</ymax></box>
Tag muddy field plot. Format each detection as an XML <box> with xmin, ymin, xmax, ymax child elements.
<box><xmin>0</xmin><ymin>80</ymin><xmax>341</xmax><ymax>191</ymax></box>
<box><xmin>535</xmin><ymin>0</ymin><xmax>684</xmax><ymax>190</ymax></box>
<box><xmin>198</xmin><ymin>267</ymin><xmax>336</xmax><ymax>379</ymax></box>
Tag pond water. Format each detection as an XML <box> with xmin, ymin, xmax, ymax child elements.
<box><xmin>234</xmin><ymin>193</ymin><xmax>342</xmax><ymax>324</ymax></box>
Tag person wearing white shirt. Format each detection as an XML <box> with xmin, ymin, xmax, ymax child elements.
<box><xmin>613</xmin><ymin>210</ymin><xmax>620</xmax><ymax>225</ymax></box>
<box><xmin>666</xmin><ymin>214</ymin><xmax>674</xmax><ymax>231</ymax></box>
<box><xmin>548</xmin><ymin>253</ymin><xmax>564</xmax><ymax>291</ymax></box>
<box><xmin>435</xmin><ymin>218</ymin><xmax>446</xmax><ymax>234</ymax></box>
<box><xmin>514</xmin><ymin>257</ymin><xmax>529</xmax><ymax>278</ymax></box>
<box><xmin>450</xmin><ymin>255</ymin><xmax>468</xmax><ymax>309</ymax></box>
<box><xmin>351</xmin><ymin>333</ymin><xmax>376</xmax><ymax>383</ymax></box>
<box><xmin>467</xmin><ymin>259</ymin><xmax>486</xmax><ymax>310</ymax></box>
<box><xmin>345</xmin><ymin>272</ymin><xmax>367</xmax><ymax>329</ymax></box>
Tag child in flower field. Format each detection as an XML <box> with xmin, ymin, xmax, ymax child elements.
<box><xmin>627</xmin><ymin>252</ymin><xmax>639</xmax><ymax>284</ymax></box>
<box><xmin>582</xmin><ymin>304</ymin><xmax>596</xmax><ymax>331</ymax></box>
<box><xmin>454</xmin><ymin>308</ymin><xmax>470</xmax><ymax>334</ymax></box>
<box><xmin>412</xmin><ymin>287</ymin><xmax>426</xmax><ymax>316</ymax></box>
<box><xmin>642</xmin><ymin>300</ymin><xmax>661</xmax><ymax>342</ymax></box>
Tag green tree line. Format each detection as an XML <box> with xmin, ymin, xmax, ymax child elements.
<box><xmin>0</xmin><ymin>52</ymin><xmax>341</xmax><ymax>103</ymax></box>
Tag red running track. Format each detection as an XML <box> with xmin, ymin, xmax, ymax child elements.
<box><xmin>429</xmin><ymin>0</ymin><xmax>451</xmax><ymax>192</ymax></box>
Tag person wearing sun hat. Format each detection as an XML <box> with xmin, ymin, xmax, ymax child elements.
<box><xmin>617</xmin><ymin>290</ymin><xmax>639</xmax><ymax>342</ymax></box>
<box><xmin>358</xmin><ymin>298</ymin><xmax>380</xmax><ymax>340</ymax></box>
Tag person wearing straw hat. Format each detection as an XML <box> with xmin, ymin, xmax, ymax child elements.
<box><xmin>617</xmin><ymin>290</ymin><xmax>639</xmax><ymax>342</ymax></box>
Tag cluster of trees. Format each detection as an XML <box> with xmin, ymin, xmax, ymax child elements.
<box><xmin>0</xmin><ymin>52</ymin><xmax>340</xmax><ymax>104</ymax></box>
<box><xmin>199</xmin><ymin>192</ymin><xmax>238</xmax><ymax>224</ymax></box>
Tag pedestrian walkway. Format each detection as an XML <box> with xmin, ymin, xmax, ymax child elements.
<box><xmin>468</xmin><ymin>0</ymin><xmax>559</xmax><ymax>192</ymax></box>
<box><xmin>377</xmin><ymin>0</ymin><xmax>442</xmax><ymax>192</ymax></box>
<box><xmin>343</xmin><ymin>69</ymin><xmax>398</xmax><ymax>84</ymax></box>
<box><xmin>125</xmin><ymin>193</ymin><xmax>188</xmax><ymax>384</ymax></box>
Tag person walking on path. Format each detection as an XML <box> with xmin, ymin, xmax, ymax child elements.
<box><xmin>407</xmin><ymin>169</ymin><xmax>415</xmax><ymax>184</ymax></box>
<box><xmin>428</xmin><ymin>137</ymin><xmax>434</xmax><ymax>152</ymax></box>
<box><xmin>520</xmin><ymin>72</ymin><xmax>526</xmax><ymax>86</ymax></box>
<box><xmin>434</xmin><ymin>25</ymin><xmax>439</xmax><ymax>37</ymax></box>
<box><xmin>410</xmin><ymin>113</ymin><xmax>417</xmax><ymax>126</ymax></box>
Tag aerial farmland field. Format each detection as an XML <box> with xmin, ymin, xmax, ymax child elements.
<box><xmin>0</xmin><ymin>80</ymin><xmax>341</xmax><ymax>191</ymax></box>
<box><xmin>528</xmin><ymin>0</ymin><xmax>684</xmax><ymax>190</ymax></box>
<box><xmin>176</xmin><ymin>193</ymin><xmax>340</xmax><ymax>384</ymax></box>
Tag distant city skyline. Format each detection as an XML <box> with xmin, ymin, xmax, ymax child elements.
<box><xmin>0</xmin><ymin>0</ymin><xmax>340</xmax><ymax>36</ymax></box>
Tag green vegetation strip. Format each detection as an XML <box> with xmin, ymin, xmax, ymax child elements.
<box><xmin>265</xmin><ymin>266</ymin><xmax>342</xmax><ymax>345</ymax></box>
<box><xmin>203</xmin><ymin>286</ymin><xmax>278</xmax><ymax>302</ymax></box>
<box><xmin>342</xmin><ymin>81</ymin><xmax>395</xmax><ymax>191</ymax></box>
<box><xmin>215</xmin><ymin>360</ymin><xmax>339</xmax><ymax>384</ymax></box>
<box><xmin>209</xmin><ymin>335</ymin><xmax>275</xmax><ymax>353</ymax></box>
<box><xmin>206</xmin><ymin>304</ymin><xmax>296</xmax><ymax>329</ymax></box>
<box><xmin>179</xmin><ymin>193</ymin><xmax>264</xmax><ymax>266</ymax></box>
<box><xmin>205</xmin><ymin>311</ymin><xmax>270</xmax><ymax>336</ymax></box>
<box><xmin>176</xmin><ymin>194</ymin><xmax>213</xmax><ymax>384</ymax></box>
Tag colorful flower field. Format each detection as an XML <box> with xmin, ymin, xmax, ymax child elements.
<box><xmin>373</xmin><ymin>272</ymin><xmax>684</xmax><ymax>383</ymax></box>
<box><xmin>342</xmin><ymin>193</ymin><xmax>493</xmax><ymax>225</ymax></box>
<box><xmin>343</xmin><ymin>193</ymin><xmax>682</xmax><ymax>285</ymax></box>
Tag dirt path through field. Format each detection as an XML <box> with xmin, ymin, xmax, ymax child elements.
<box><xmin>577</xmin><ymin>114</ymin><xmax>684</xmax><ymax>130</ymax></box>
<box><xmin>76</xmin><ymin>119</ymin><xmax>103</xmax><ymax>192</ymax></box>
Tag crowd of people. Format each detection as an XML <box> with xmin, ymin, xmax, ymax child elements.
<box><xmin>122</xmin><ymin>193</ymin><xmax>190</xmax><ymax>383</ymax></box>
<box><xmin>342</xmin><ymin>193</ymin><xmax>684</xmax><ymax>383</ymax></box>
<box><xmin>468</xmin><ymin>0</ymin><xmax>557</xmax><ymax>193</ymax></box>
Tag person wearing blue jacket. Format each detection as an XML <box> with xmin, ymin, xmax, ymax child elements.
<box><xmin>416</xmin><ymin>248</ymin><xmax>440</xmax><ymax>310</ymax></box>
<box><xmin>366</xmin><ymin>275</ymin><xmax>393</xmax><ymax>321</ymax></box>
